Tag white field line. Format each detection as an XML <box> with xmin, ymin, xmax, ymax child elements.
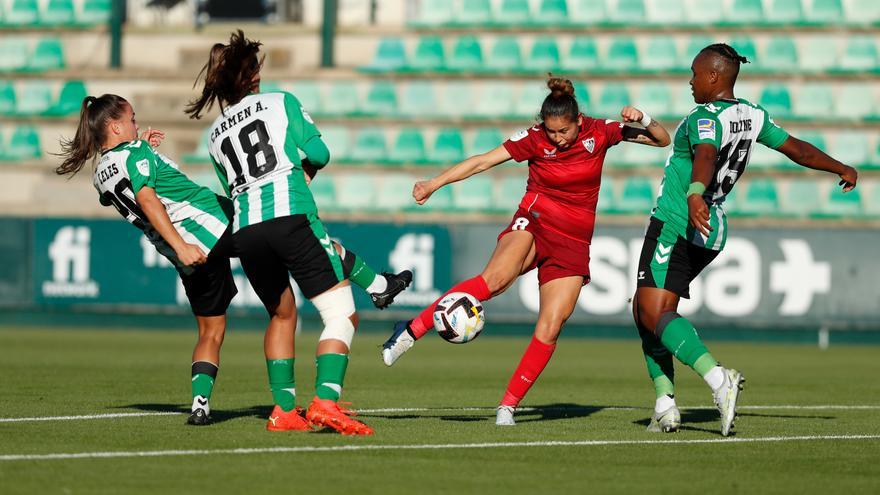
<box><xmin>2</xmin><ymin>435</ymin><xmax>879</xmax><ymax>462</ymax></box>
<box><xmin>2</xmin><ymin>405</ymin><xmax>879</xmax><ymax>423</ymax></box>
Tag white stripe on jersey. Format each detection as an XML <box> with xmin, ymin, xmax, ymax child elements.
<box><xmin>247</xmin><ymin>186</ymin><xmax>262</xmax><ymax>227</ymax></box>
<box><xmin>712</xmin><ymin>205</ymin><xmax>725</xmax><ymax>250</ymax></box>
<box><xmin>274</xmin><ymin>173</ymin><xmax>291</xmax><ymax>218</ymax></box>
<box><xmin>179</xmin><ymin>229</ymin><xmax>208</xmax><ymax>255</ymax></box>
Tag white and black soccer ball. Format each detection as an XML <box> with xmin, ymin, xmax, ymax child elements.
<box><xmin>432</xmin><ymin>292</ymin><xmax>485</xmax><ymax>344</ymax></box>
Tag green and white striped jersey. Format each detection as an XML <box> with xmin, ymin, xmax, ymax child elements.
<box><xmin>207</xmin><ymin>91</ymin><xmax>320</xmax><ymax>232</ymax></box>
<box><xmin>652</xmin><ymin>98</ymin><xmax>789</xmax><ymax>251</ymax></box>
<box><xmin>93</xmin><ymin>140</ymin><xmax>231</xmax><ymax>268</ymax></box>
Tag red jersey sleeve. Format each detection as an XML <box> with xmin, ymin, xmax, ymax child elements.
<box><xmin>602</xmin><ymin>119</ymin><xmax>625</xmax><ymax>148</ymax></box>
<box><xmin>502</xmin><ymin>127</ymin><xmax>539</xmax><ymax>162</ymax></box>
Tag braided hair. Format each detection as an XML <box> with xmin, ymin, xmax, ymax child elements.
<box><xmin>700</xmin><ymin>43</ymin><xmax>750</xmax><ymax>65</ymax></box>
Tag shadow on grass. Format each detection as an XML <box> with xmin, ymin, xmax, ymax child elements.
<box><xmin>631</xmin><ymin>409</ymin><xmax>836</xmax><ymax>436</ymax></box>
<box><xmin>360</xmin><ymin>403</ymin><xmax>622</xmax><ymax>424</ymax></box>
<box><xmin>117</xmin><ymin>403</ymin><xmax>271</xmax><ymax>425</ymax></box>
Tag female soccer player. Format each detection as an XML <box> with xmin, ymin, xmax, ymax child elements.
<box><xmin>382</xmin><ymin>77</ymin><xmax>672</xmax><ymax>426</ymax></box>
<box><xmin>186</xmin><ymin>30</ymin><xmax>374</xmax><ymax>434</ymax></box>
<box><xmin>632</xmin><ymin>44</ymin><xmax>858</xmax><ymax>436</ymax></box>
<box><xmin>56</xmin><ymin>94</ymin><xmax>236</xmax><ymax>427</ymax></box>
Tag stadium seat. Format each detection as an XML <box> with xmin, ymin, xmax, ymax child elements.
<box><xmin>638</xmin><ymin>82</ymin><xmax>673</xmax><ymax>120</ymax></box>
<box><xmin>258</xmin><ymin>81</ymin><xmax>283</xmax><ymax>94</ymax></box>
<box><xmin>792</xmin><ymin>130</ymin><xmax>828</xmax><ymax>154</ymax></box>
<box><xmin>406</xmin><ymin>36</ymin><xmax>445</xmax><ymax>73</ymax></box>
<box><xmin>641</xmin><ymin>37</ymin><xmax>679</xmax><ymax>73</ymax></box>
<box><xmin>523</xmin><ymin>37</ymin><xmax>560</xmax><ymax>73</ymax></box>
<box><xmin>843</xmin><ymin>0</ymin><xmax>880</xmax><ymax>25</ymax></box>
<box><xmin>834</xmin><ymin>37</ymin><xmax>878</xmax><ymax>73</ymax></box>
<box><xmin>621</xmin><ymin>142</ymin><xmax>668</xmax><ymax>169</ymax></box>
<box><xmin>375</xmin><ymin>174</ymin><xmax>416</xmax><ymax>211</ymax></box>
<box><xmin>484</xmin><ymin>37</ymin><xmax>522</xmax><ymax>74</ymax></box>
<box><xmin>724</xmin><ymin>0</ymin><xmax>764</xmax><ymax>25</ymax></box>
<box><xmin>5</xmin><ymin>0</ymin><xmax>39</xmax><ymax>26</ymax></box>
<box><xmin>863</xmin><ymin>183</ymin><xmax>880</xmax><ymax>217</ymax></box>
<box><xmin>684</xmin><ymin>0</ymin><xmax>723</xmax><ymax>25</ymax></box>
<box><xmin>309</xmin><ymin>175</ymin><xmax>337</xmax><ymax>211</ymax></box>
<box><xmin>398</xmin><ymin>81</ymin><xmax>437</xmax><ymax>118</ymax></box>
<box><xmin>429</xmin><ymin>128</ymin><xmax>466</xmax><ymax>164</ymax></box>
<box><xmin>409</xmin><ymin>2</ymin><xmax>452</xmax><ymax>27</ymax></box>
<box><xmin>534</xmin><ymin>0</ymin><xmax>569</xmax><ymax>26</ymax></box>
<box><xmin>291</xmin><ymin>81</ymin><xmax>320</xmax><ymax>115</ymax></box>
<box><xmin>437</xmin><ymin>82</ymin><xmax>474</xmax><ymax>119</ymax></box>
<box><xmin>766</xmin><ymin>0</ymin><xmax>804</xmax><ymax>25</ymax></box>
<box><xmin>361</xmin><ymin>38</ymin><xmax>406</xmax><ymax>73</ymax></box>
<box><xmin>828</xmin><ymin>133</ymin><xmax>870</xmax><ymax>168</ymax></box>
<box><xmin>453</xmin><ymin>175</ymin><xmax>494</xmax><ymax>211</ymax></box>
<box><xmin>594</xmin><ymin>84</ymin><xmax>631</xmax><ymax>119</ymax></box>
<box><xmin>820</xmin><ymin>185</ymin><xmax>863</xmax><ymax>218</ymax></box>
<box><xmin>615</xmin><ymin>177</ymin><xmax>656</xmax><ymax>214</ymax></box>
<box><xmin>42</xmin><ymin>0</ymin><xmax>75</xmax><ymax>26</ymax></box>
<box><xmin>682</xmin><ymin>35</ymin><xmax>715</xmax><ymax>64</ymax></box>
<box><xmin>561</xmin><ymin>37</ymin><xmax>600</xmax><ymax>72</ymax></box>
<box><xmin>494</xmin><ymin>0</ymin><xmax>531</xmax><ymax>26</ymax></box>
<box><xmin>835</xmin><ymin>84</ymin><xmax>874</xmax><ymax>121</ymax></box>
<box><xmin>27</xmin><ymin>38</ymin><xmax>65</xmax><ymax>72</ymax></box>
<box><xmin>729</xmin><ymin>37</ymin><xmax>758</xmax><ymax>68</ymax></box>
<box><xmin>514</xmin><ymin>82</ymin><xmax>547</xmax><ymax>120</ymax></box>
<box><xmin>349</xmin><ymin>129</ymin><xmax>387</xmax><ymax>163</ymax></box>
<box><xmin>181</xmin><ymin>128</ymin><xmax>212</xmax><ymax>164</ymax></box>
<box><xmin>569</xmin><ymin>0</ymin><xmax>607</xmax><ymax>25</ymax></box>
<box><xmin>15</xmin><ymin>81</ymin><xmax>53</xmax><ymax>116</ymax></box>
<box><xmin>608</xmin><ymin>0</ymin><xmax>646</xmax><ymax>25</ymax></box>
<box><xmin>759</xmin><ymin>84</ymin><xmax>793</xmax><ymax>118</ymax></box>
<box><xmin>597</xmin><ymin>177</ymin><xmax>615</xmax><ymax>213</ymax></box>
<box><xmin>792</xmin><ymin>83</ymin><xmax>833</xmax><ymax>120</ymax></box>
<box><xmin>603</xmin><ymin>38</ymin><xmax>639</xmax><ymax>72</ymax></box>
<box><xmin>388</xmin><ymin>128</ymin><xmax>427</xmax><ymax>165</ymax></box>
<box><xmin>574</xmin><ymin>82</ymin><xmax>592</xmax><ymax>113</ymax></box>
<box><xmin>78</xmin><ymin>0</ymin><xmax>112</xmax><ymax>26</ymax></box>
<box><xmin>320</xmin><ymin>125</ymin><xmax>351</xmax><ymax>163</ymax></box>
<box><xmin>647</xmin><ymin>0</ymin><xmax>686</xmax><ymax>26</ymax></box>
<box><xmin>760</xmin><ymin>37</ymin><xmax>798</xmax><ymax>73</ymax></box>
<box><xmin>469</xmin><ymin>127</ymin><xmax>505</xmax><ymax>155</ymax></box>
<box><xmin>0</xmin><ymin>81</ymin><xmax>15</xmax><ymax>115</ymax></box>
<box><xmin>446</xmin><ymin>36</ymin><xmax>483</xmax><ymax>72</ymax></box>
<box><xmin>749</xmin><ymin>141</ymin><xmax>785</xmax><ymax>170</ymax></box>
<box><xmin>335</xmin><ymin>174</ymin><xmax>378</xmax><ymax>211</ymax></box>
<box><xmin>0</xmin><ymin>39</ymin><xmax>28</xmax><ymax>72</ymax></box>
<box><xmin>5</xmin><ymin>125</ymin><xmax>40</xmax><ymax>160</ymax></box>
<box><xmin>807</xmin><ymin>0</ymin><xmax>842</xmax><ymax>24</ymax></box>
<box><xmin>408</xmin><ymin>182</ymin><xmax>453</xmax><ymax>212</ymax></box>
<box><xmin>454</xmin><ymin>0</ymin><xmax>492</xmax><ymax>27</ymax></box>
<box><xmin>360</xmin><ymin>81</ymin><xmax>397</xmax><ymax>116</ymax></box>
<box><xmin>322</xmin><ymin>82</ymin><xmax>359</xmax><ymax>117</ymax></box>
<box><xmin>781</xmin><ymin>180</ymin><xmax>822</xmax><ymax>218</ymax></box>
<box><xmin>468</xmin><ymin>82</ymin><xmax>515</xmax><ymax>120</ymax></box>
<box><xmin>672</xmin><ymin>84</ymin><xmax>697</xmax><ymax>116</ymax></box>
<box><xmin>494</xmin><ymin>175</ymin><xmax>526</xmax><ymax>212</ymax></box>
<box><xmin>800</xmin><ymin>36</ymin><xmax>837</xmax><ymax>73</ymax></box>
<box><xmin>737</xmin><ymin>180</ymin><xmax>780</xmax><ymax>216</ymax></box>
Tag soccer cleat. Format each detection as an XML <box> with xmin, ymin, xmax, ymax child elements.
<box><xmin>305</xmin><ymin>398</ymin><xmax>374</xmax><ymax>435</ymax></box>
<box><xmin>186</xmin><ymin>408</ymin><xmax>211</xmax><ymax>426</ymax></box>
<box><xmin>370</xmin><ymin>270</ymin><xmax>413</xmax><ymax>310</ymax></box>
<box><xmin>713</xmin><ymin>367</ymin><xmax>745</xmax><ymax>437</ymax></box>
<box><xmin>495</xmin><ymin>405</ymin><xmax>516</xmax><ymax>426</ymax></box>
<box><xmin>646</xmin><ymin>405</ymin><xmax>681</xmax><ymax>433</ymax></box>
<box><xmin>381</xmin><ymin>320</ymin><xmax>415</xmax><ymax>366</ymax></box>
<box><xmin>266</xmin><ymin>405</ymin><xmax>312</xmax><ymax>432</ymax></box>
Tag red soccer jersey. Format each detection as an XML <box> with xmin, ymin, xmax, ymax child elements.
<box><xmin>502</xmin><ymin>115</ymin><xmax>624</xmax><ymax>242</ymax></box>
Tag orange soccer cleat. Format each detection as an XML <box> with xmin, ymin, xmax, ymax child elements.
<box><xmin>305</xmin><ymin>398</ymin><xmax>374</xmax><ymax>435</ymax></box>
<box><xmin>266</xmin><ymin>405</ymin><xmax>312</xmax><ymax>432</ymax></box>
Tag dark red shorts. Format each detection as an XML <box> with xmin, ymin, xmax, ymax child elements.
<box><xmin>498</xmin><ymin>207</ymin><xmax>592</xmax><ymax>286</ymax></box>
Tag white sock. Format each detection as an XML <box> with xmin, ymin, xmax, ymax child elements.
<box><xmin>366</xmin><ymin>274</ymin><xmax>388</xmax><ymax>294</ymax></box>
<box><xmin>704</xmin><ymin>366</ymin><xmax>725</xmax><ymax>391</ymax></box>
<box><xmin>655</xmin><ymin>394</ymin><xmax>676</xmax><ymax>414</ymax></box>
<box><xmin>191</xmin><ymin>395</ymin><xmax>210</xmax><ymax>415</ymax></box>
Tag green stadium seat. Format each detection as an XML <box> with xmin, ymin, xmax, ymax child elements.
<box><xmin>308</xmin><ymin>175</ymin><xmax>337</xmax><ymax>212</ymax></box>
<box><xmin>259</xmin><ymin>80</ymin><xmax>283</xmax><ymax>94</ymax></box>
<box><xmin>409</xmin><ymin>2</ymin><xmax>452</xmax><ymax>27</ymax></box>
<box><xmin>42</xmin><ymin>0</ymin><xmax>75</xmax><ymax>26</ymax></box>
<box><xmin>291</xmin><ymin>81</ymin><xmax>320</xmax><ymax>115</ymax></box>
<box><xmin>820</xmin><ymin>186</ymin><xmax>863</xmax><ymax>218</ymax></box>
<box><xmin>608</xmin><ymin>0</ymin><xmax>646</xmax><ymax>25</ymax></box>
<box><xmin>47</xmin><ymin>80</ymin><xmax>86</xmax><ymax>117</ymax></box>
<box><xmin>27</xmin><ymin>38</ymin><xmax>65</xmax><ymax>72</ymax></box>
<box><xmin>724</xmin><ymin>0</ymin><xmax>764</xmax><ymax>25</ymax></box>
<box><xmin>361</xmin><ymin>38</ymin><xmax>406</xmax><ymax>73</ymax></box>
<box><xmin>685</xmin><ymin>1</ymin><xmax>723</xmax><ymax>25</ymax></box>
<box><xmin>453</xmin><ymin>175</ymin><xmax>494</xmax><ymax>211</ymax></box>
<box><xmin>410</xmin><ymin>183</ymin><xmax>454</xmax><ymax>213</ymax></box>
<box><xmin>835</xmin><ymin>37</ymin><xmax>878</xmax><ymax>72</ymax></box>
<box><xmin>320</xmin><ymin>125</ymin><xmax>351</xmax><ymax>163</ymax></box>
<box><xmin>603</xmin><ymin>38</ymin><xmax>639</xmax><ymax>72</ymax></box>
<box><xmin>534</xmin><ymin>0</ymin><xmax>569</xmax><ymax>26</ymax></box>
<box><xmin>6</xmin><ymin>0</ymin><xmax>38</xmax><ymax>26</ymax></box>
<box><xmin>494</xmin><ymin>0</ymin><xmax>531</xmax><ymax>26</ymax></box>
<box><xmin>749</xmin><ymin>141</ymin><xmax>785</xmax><ymax>170</ymax></box>
<box><xmin>388</xmin><ymin>128</ymin><xmax>427</xmax><ymax>165</ymax></box>
<box><xmin>182</xmin><ymin>127</ymin><xmax>212</xmax><ymax>164</ymax></box>
<box><xmin>376</xmin><ymin>174</ymin><xmax>416</xmax><ymax>211</ymax></box>
<box><xmin>349</xmin><ymin>129</ymin><xmax>387</xmax><ymax>163</ymax></box>
<box><xmin>6</xmin><ymin>125</ymin><xmax>40</xmax><ymax>160</ymax></box>
<box><xmin>638</xmin><ymin>82</ymin><xmax>672</xmax><ymax>120</ymax></box>
<box><xmin>622</xmin><ymin>143</ymin><xmax>668</xmax><ymax>169</ymax></box>
<box><xmin>647</xmin><ymin>0</ymin><xmax>685</xmax><ymax>25</ymax></box>
<box><xmin>322</xmin><ymin>82</ymin><xmax>359</xmax><ymax>117</ymax></box>
<box><xmin>759</xmin><ymin>84</ymin><xmax>792</xmax><ymax>118</ymax></box>
<box><xmin>514</xmin><ymin>83</ymin><xmax>546</xmax><ymax>120</ymax></box>
<box><xmin>835</xmin><ymin>84</ymin><xmax>874</xmax><ymax>121</ymax></box>
<box><xmin>494</xmin><ymin>175</ymin><xmax>526</xmax><ymax>211</ymax></box>
<box><xmin>484</xmin><ymin>37</ymin><xmax>522</xmax><ymax>74</ymax></box>
<box><xmin>682</xmin><ymin>36</ymin><xmax>715</xmax><ymax>66</ymax></box>
<box><xmin>760</xmin><ymin>37</ymin><xmax>798</xmax><ymax>73</ymax></box>
<box><xmin>793</xmin><ymin>130</ymin><xmax>828</xmax><ymax>152</ymax></box>
<box><xmin>800</xmin><ymin>36</ymin><xmax>837</xmax><ymax>73</ymax></box>
<box><xmin>524</xmin><ymin>37</ymin><xmax>560</xmax><ymax>73</ymax></box>
<box><xmin>793</xmin><ymin>83</ymin><xmax>833</xmax><ymax>120</ymax></box>
<box><xmin>829</xmin><ymin>133</ymin><xmax>870</xmax><ymax>167</ymax></box>
<box><xmin>574</xmin><ymin>82</ymin><xmax>592</xmax><ymax>113</ymax></box>
<box><xmin>447</xmin><ymin>36</ymin><xmax>483</xmax><ymax>72</ymax></box>
<box><xmin>15</xmin><ymin>81</ymin><xmax>52</xmax><ymax>116</ymax></box>
<box><xmin>0</xmin><ymin>39</ymin><xmax>29</xmax><ymax>72</ymax></box>
<box><xmin>615</xmin><ymin>177</ymin><xmax>656</xmax><ymax>214</ymax></box>
<box><xmin>594</xmin><ymin>84</ymin><xmax>631</xmax><ymax>119</ymax></box>
<box><xmin>469</xmin><ymin>127</ymin><xmax>504</xmax><ymax>155</ymax></box>
<box><xmin>429</xmin><ymin>128</ymin><xmax>465</xmax><ymax>164</ymax></box>
<box><xmin>398</xmin><ymin>81</ymin><xmax>437</xmax><ymax>118</ymax></box>
<box><xmin>672</xmin><ymin>84</ymin><xmax>697</xmax><ymax>116</ymax></box>
<box><xmin>843</xmin><ymin>0</ymin><xmax>880</xmax><ymax>25</ymax></box>
<box><xmin>437</xmin><ymin>82</ymin><xmax>473</xmax><ymax>119</ymax></box>
<box><xmin>729</xmin><ymin>37</ymin><xmax>758</xmax><ymax>67</ymax></box>
<box><xmin>469</xmin><ymin>82</ymin><xmax>515</xmax><ymax>120</ymax></box>
<box><xmin>863</xmin><ymin>183</ymin><xmax>880</xmax><ymax>217</ymax></box>
<box><xmin>737</xmin><ymin>180</ymin><xmax>780</xmax><ymax>216</ymax></box>
<box><xmin>561</xmin><ymin>37</ymin><xmax>600</xmax><ymax>72</ymax></box>
<box><xmin>597</xmin><ymin>177</ymin><xmax>615</xmax><ymax>213</ymax></box>
<box><xmin>454</xmin><ymin>0</ymin><xmax>492</xmax><ymax>27</ymax></box>
<box><xmin>807</xmin><ymin>0</ymin><xmax>842</xmax><ymax>24</ymax></box>
<box><xmin>570</xmin><ymin>0</ymin><xmax>607</xmax><ymax>25</ymax></box>
<box><xmin>406</xmin><ymin>36</ymin><xmax>445</xmax><ymax>73</ymax></box>
<box><xmin>360</xmin><ymin>81</ymin><xmax>397</xmax><ymax>116</ymax></box>
<box><xmin>641</xmin><ymin>37</ymin><xmax>679</xmax><ymax>73</ymax></box>
<box><xmin>336</xmin><ymin>174</ymin><xmax>377</xmax><ymax>211</ymax></box>
<box><xmin>78</xmin><ymin>0</ymin><xmax>112</xmax><ymax>26</ymax></box>
<box><xmin>766</xmin><ymin>0</ymin><xmax>804</xmax><ymax>25</ymax></box>
<box><xmin>0</xmin><ymin>81</ymin><xmax>15</xmax><ymax>115</ymax></box>
<box><xmin>781</xmin><ymin>180</ymin><xmax>822</xmax><ymax>217</ymax></box>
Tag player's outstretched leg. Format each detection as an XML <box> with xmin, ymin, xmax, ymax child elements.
<box><xmin>334</xmin><ymin>242</ymin><xmax>413</xmax><ymax>310</ymax></box>
<box><xmin>369</xmin><ymin>270</ymin><xmax>413</xmax><ymax>309</ymax></box>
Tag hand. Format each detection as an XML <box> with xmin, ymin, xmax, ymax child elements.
<box><xmin>687</xmin><ymin>194</ymin><xmax>713</xmax><ymax>237</ymax></box>
<box><xmin>140</xmin><ymin>127</ymin><xmax>165</xmax><ymax>148</ymax></box>
<box><xmin>413</xmin><ymin>179</ymin><xmax>438</xmax><ymax>205</ymax></box>
<box><xmin>620</xmin><ymin>106</ymin><xmax>645</xmax><ymax>124</ymax></box>
<box><xmin>302</xmin><ymin>158</ymin><xmax>318</xmax><ymax>186</ymax></box>
<box><xmin>176</xmin><ymin>243</ymin><xmax>207</xmax><ymax>267</ymax></box>
<box><xmin>838</xmin><ymin>165</ymin><xmax>858</xmax><ymax>193</ymax></box>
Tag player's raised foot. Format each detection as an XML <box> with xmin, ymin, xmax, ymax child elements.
<box><xmin>266</xmin><ymin>405</ymin><xmax>312</xmax><ymax>432</ymax></box>
<box><xmin>496</xmin><ymin>405</ymin><xmax>516</xmax><ymax>426</ymax></box>
<box><xmin>370</xmin><ymin>270</ymin><xmax>413</xmax><ymax>310</ymax></box>
<box><xmin>381</xmin><ymin>320</ymin><xmax>415</xmax><ymax>366</ymax></box>
<box><xmin>713</xmin><ymin>368</ymin><xmax>745</xmax><ymax>437</ymax></box>
<box><xmin>646</xmin><ymin>405</ymin><xmax>681</xmax><ymax>433</ymax></box>
<box><xmin>305</xmin><ymin>398</ymin><xmax>374</xmax><ymax>435</ymax></box>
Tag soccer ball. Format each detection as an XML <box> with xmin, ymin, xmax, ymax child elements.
<box><xmin>433</xmin><ymin>292</ymin><xmax>485</xmax><ymax>344</ymax></box>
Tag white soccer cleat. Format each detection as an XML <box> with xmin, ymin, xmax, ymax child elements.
<box><xmin>495</xmin><ymin>405</ymin><xmax>516</xmax><ymax>426</ymax></box>
<box><xmin>713</xmin><ymin>368</ymin><xmax>745</xmax><ymax>437</ymax></box>
<box><xmin>646</xmin><ymin>405</ymin><xmax>681</xmax><ymax>433</ymax></box>
<box><xmin>381</xmin><ymin>321</ymin><xmax>415</xmax><ymax>367</ymax></box>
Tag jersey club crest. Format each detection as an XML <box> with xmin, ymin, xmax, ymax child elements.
<box><xmin>582</xmin><ymin>137</ymin><xmax>595</xmax><ymax>153</ymax></box>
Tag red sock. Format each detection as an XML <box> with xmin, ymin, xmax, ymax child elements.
<box><xmin>409</xmin><ymin>275</ymin><xmax>492</xmax><ymax>339</ymax></box>
<box><xmin>500</xmin><ymin>336</ymin><xmax>557</xmax><ymax>407</ymax></box>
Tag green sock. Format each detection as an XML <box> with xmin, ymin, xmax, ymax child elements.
<box><xmin>266</xmin><ymin>358</ymin><xmax>296</xmax><ymax>412</ymax></box>
<box><xmin>639</xmin><ymin>327</ymin><xmax>675</xmax><ymax>398</ymax></box>
<box><xmin>659</xmin><ymin>315</ymin><xmax>718</xmax><ymax>377</ymax></box>
<box><xmin>348</xmin><ymin>252</ymin><xmax>378</xmax><ymax>290</ymax></box>
<box><xmin>191</xmin><ymin>361</ymin><xmax>218</xmax><ymax>400</ymax></box>
<box><xmin>315</xmin><ymin>353</ymin><xmax>349</xmax><ymax>401</ymax></box>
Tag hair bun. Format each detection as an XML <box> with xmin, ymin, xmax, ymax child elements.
<box><xmin>546</xmin><ymin>76</ymin><xmax>575</xmax><ymax>99</ymax></box>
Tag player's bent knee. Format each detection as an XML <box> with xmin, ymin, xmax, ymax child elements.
<box><xmin>312</xmin><ymin>285</ymin><xmax>357</xmax><ymax>348</ymax></box>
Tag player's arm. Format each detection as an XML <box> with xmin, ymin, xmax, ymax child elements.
<box><xmin>688</xmin><ymin>144</ymin><xmax>717</xmax><ymax>237</ymax></box>
<box><xmin>135</xmin><ymin>187</ymin><xmax>207</xmax><ymax>266</ymax></box>
<box><xmin>620</xmin><ymin>106</ymin><xmax>671</xmax><ymax>147</ymax></box>
<box><xmin>775</xmin><ymin>136</ymin><xmax>858</xmax><ymax>192</ymax></box>
<box><xmin>413</xmin><ymin>145</ymin><xmax>512</xmax><ymax>205</ymax></box>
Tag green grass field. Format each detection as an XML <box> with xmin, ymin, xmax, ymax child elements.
<box><xmin>1</xmin><ymin>326</ymin><xmax>879</xmax><ymax>494</ymax></box>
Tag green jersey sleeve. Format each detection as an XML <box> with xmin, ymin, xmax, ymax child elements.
<box><xmin>210</xmin><ymin>154</ymin><xmax>231</xmax><ymax>197</ymax></box>
<box><xmin>756</xmin><ymin>106</ymin><xmax>790</xmax><ymax>149</ymax></box>
<box><xmin>283</xmin><ymin>91</ymin><xmax>321</xmax><ymax>146</ymax></box>
<box><xmin>686</xmin><ymin>106</ymin><xmax>722</xmax><ymax>150</ymax></box>
<box><xmin>123</xmin><ymin>141</ymin><xmax>158</xmax><ymax>194</ymax></box>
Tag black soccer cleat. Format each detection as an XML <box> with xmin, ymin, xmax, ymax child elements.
<box><xmin>370</xmin><ymin>270</ymin><xmax>413</xmax><ymax>310</ymax></box>
<box><xmin>186</xmin><ymin>408</ymin><xmax>212</xmax><ymax>426</ymax></box>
